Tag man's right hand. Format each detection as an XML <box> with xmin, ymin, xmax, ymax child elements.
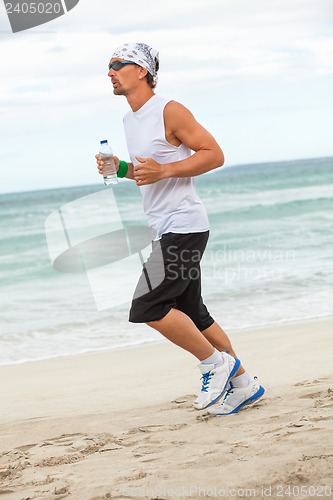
<box><xmin>95</xmin><ymin>154</ymin><xmax>119</xmax><ymax>175</ymax></box>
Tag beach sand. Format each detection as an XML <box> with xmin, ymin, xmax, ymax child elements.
<box><xmin>0</xmin><ymin>318</ymin><xmax>332</xmax><ymax>500</ymax></box>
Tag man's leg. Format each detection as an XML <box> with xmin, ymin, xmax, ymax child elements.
<box><xmin>147</xmin><ymin>308</ymin><xmax>241</xmax><ymax>410</ymax></box>
<box><xmin>201</xmin><ymin>321</ymin><xmax>245</xmax><ymax>375</ymax></box>
<box><xmin>147</xmin><ymin>308</ymin><xmax>215</xmax><ymax>361</ymax></box>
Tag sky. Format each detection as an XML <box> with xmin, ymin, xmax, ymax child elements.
<box><xmin>0</xmin><ymin>0</ymin><xmax>332</xmax><ymax>194</ymax></box>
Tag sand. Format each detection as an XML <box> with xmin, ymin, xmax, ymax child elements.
<box><xmin>0</xmin><ymin>318</ymin><xmax>332</xmax><ymax>500</ymax></box>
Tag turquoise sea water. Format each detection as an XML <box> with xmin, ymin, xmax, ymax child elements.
<box><xmin>0</xmin><ymin>157</ymin><xmax>332</xmax><ymax>365</ymax></box>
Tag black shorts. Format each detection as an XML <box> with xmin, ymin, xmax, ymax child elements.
<box><xmin>129</xmin><ymin>231</ymin><xmax>214</xmax><ymax>331</ymax></box>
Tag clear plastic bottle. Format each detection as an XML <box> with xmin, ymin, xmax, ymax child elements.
<box><xmin>99</xmin><ymin>140</ymin><xmax>118</xmax><ymax>185</ymax></box>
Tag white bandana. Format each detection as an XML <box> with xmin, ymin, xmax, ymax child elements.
<box><xmin>112</xmin><ymin>42</ymin><xmax>159</xmax><ymax>80</ymax></box>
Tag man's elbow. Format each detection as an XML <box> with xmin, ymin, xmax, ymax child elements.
<box><xmin>218</xmin><ymin>149</ymin><xmax>225</xmax><ymax>167</ymax></box>
<box><xmin>214</xmin><ymin>147</ymin><xmax>225</xmax><ymax>168</ymax></box>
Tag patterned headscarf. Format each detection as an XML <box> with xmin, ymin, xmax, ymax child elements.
<box><xmin>112</xmin><ymin>42</ymin><xmax>159</xmax><ymax>81</ymax></box>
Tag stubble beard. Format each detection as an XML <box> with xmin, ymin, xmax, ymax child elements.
<box><xmin>112</xmin><ymin>83</ymin><xmax>127</xmax><ymax>96</ymax></box>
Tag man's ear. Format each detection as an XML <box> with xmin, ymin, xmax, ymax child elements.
<box><xmin>138</xmin><ymin>66</ymin><xmax>148</xmax><ymax>80</ymax></box>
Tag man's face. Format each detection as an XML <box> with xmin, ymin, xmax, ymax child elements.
<box><xmin>108</xmin><ymin>58</ymin><xmax>142</xmax><ymax>96</ymax></box>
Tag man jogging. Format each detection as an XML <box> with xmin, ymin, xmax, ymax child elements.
<box><xmin>96</xmin><ymin>42</ymin><xmax>264</xmax><ymax>415</ymax></box>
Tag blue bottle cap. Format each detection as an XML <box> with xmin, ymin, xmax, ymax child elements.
<box><xmin>100</xmin><ymin>140</ymin><xmax>108</xmax><ymax>144</ymax></box>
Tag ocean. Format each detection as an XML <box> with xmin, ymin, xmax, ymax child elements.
<box><xmin>1</xmin><ymin>157</ymin><xmax>332</xmax><ymax>365</ymax></box>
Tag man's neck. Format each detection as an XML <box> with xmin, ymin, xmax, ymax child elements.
<box><xmin>126</xmin><ymin>88</ymin><xmax>155</xmax><ymax>112</ymax></box>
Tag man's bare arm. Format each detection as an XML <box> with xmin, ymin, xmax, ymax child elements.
<box><xmin>124</xmin><ymin>162</ymin><xmax>135</xmax><ymax>180</ymax></box>
<box><xmin>162</xmin><ymin>101</ymin><xmax>224</xmax><ymax>178</ymax></box>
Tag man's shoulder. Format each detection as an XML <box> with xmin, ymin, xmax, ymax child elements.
<box><xmin>163</xmin><ymin>100</ymin><xmax>192</xmax><ymax>120</ymax></box>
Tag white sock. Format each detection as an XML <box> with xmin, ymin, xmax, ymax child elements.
<box><xmin>201</xmin><ymin>348</ymin><xmax>223</xmax><ymax>367</ymax></box>
<box><xmin>232</xmin><ymin>372</ymin><xmax>251</xmax><ymax>388</ymax></box>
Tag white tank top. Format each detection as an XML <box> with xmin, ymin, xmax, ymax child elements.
<box><xmin>123</xmin><ymin>94</ymin><xmax>210</xmax><ymax>240</ymax></box>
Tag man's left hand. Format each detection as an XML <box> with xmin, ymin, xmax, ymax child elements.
<box><xmin>134</xmin><ymin>157</ymin><xmax>166</xmax><ymax>186</ymax></box>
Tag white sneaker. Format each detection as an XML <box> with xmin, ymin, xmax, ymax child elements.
<box><xmin>208</xmin><ymin>376</ymin><xmax>265</xmax><ymax>416</ymax></box>
<box><xmin>193</xmin><ymin>352</ymin><xmax>240</xmax><ymax>410</ymax></box>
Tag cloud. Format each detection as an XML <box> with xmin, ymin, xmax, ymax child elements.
<box><xmin>1</xmin><ymin>0</ymin><xmax>332</xmax><ymax>97</ymax></box>
<box><xmin>0</xmin><ymin>0</ymin><xmax>332</xmax><ymax>192</ymax></box>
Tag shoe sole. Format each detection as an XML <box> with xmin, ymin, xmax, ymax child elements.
<box><xmin>195</xmin><ymin>357</ymin><xmax>241</xmax><ymax>410</ymax></box>
<box><xmin>212</xmin><ymin>385</ymin><xmax>265</xmax><ymax>416</ymax></box>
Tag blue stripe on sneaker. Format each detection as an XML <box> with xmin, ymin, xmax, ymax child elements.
<box><xmin>205</xmin><ymin>358</ymin><xmax>241</xmax><ymax>408</ymax></box>
<box><xmin>216</xmin><ymin>385</ymin><xmax>265</xmax><ymax>416</ymax></box>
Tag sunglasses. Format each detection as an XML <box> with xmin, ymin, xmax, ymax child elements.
<box><xmin>108</xmin><ymin>61</ymin><xmax>138</xmax><ymax>71</ymax></box>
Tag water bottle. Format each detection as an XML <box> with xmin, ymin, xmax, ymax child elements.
<box><xmin>99</xmin><ymin>140</ymin><xmax>118</xmax><ymax>185</ymax></box>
